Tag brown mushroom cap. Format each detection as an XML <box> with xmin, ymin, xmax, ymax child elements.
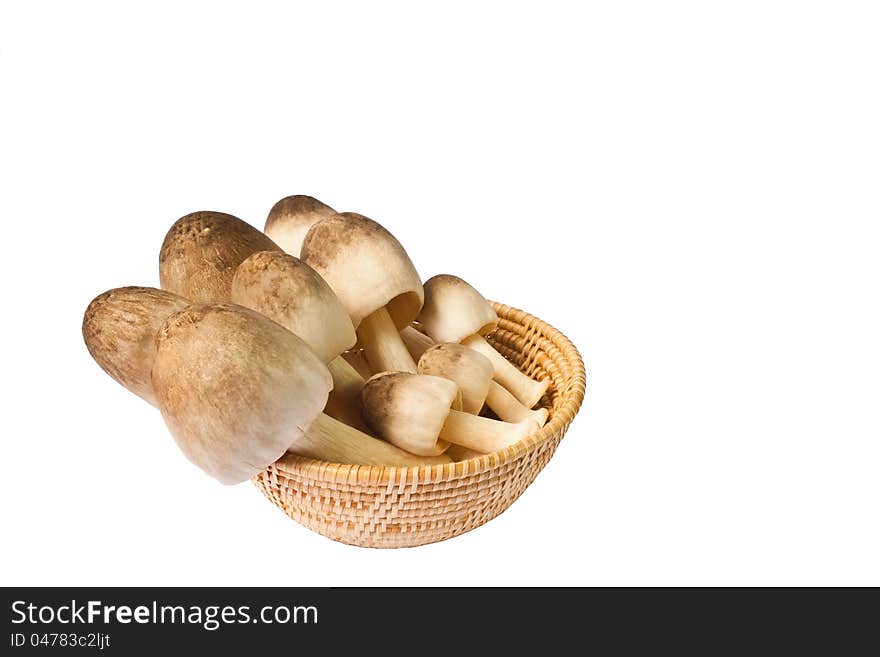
<box><xmin>159</xmin><ymin>211</ymin><xmax>279</xmax><ymax>302</ymax></box>
<box><xmin>231</xmin><ymin>251</ymin><xmax>356</xmax><ymax>364</ymax></box>
<box><xmin>152</xmin><ymin>303</ymin><xmax>332</xmax><ymax>484</ymax></box>
<box><xmin>418</xmin><ymin>274</ymin><xmax>499</xmax><ymax>343</ymax></box>
<box><xmin>360</xmin><ymin>372</ymin><xmax>460</xmax><ymax>456</ymax></box>
<box><xmin>264</xmin><ymin>195</ymin><xmax>337</xmax><ymax>257</ymax></box>
<box><xmin>300</xmin><ymin>212</ymin><xmax>424</xmax><ymax>329</ymax></box>
<box><xmin>82</xmin><ymin>286</ymin><xmax>190</xmax><ymax>406</ymax></box>
<box><xmin>418</xmin><ymin>343</ymin><xmax>494</xmax><ymax>415</ymax></box>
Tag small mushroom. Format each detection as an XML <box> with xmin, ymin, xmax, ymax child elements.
<box><xmin>152</xmin><ymin>303</ymin><xmax>450</xmax><ymax>484</ymax></box>
<box><xmin>445</xmin><ymin>444</ymin><xmax>486</xmax><ymax>462</ymax></box>
<box><xmin>418</xmin><ymin>343</ymin><xmax>549</xmax><ymax>426</ymax></box>
<box><xmin>361</xmin><ymin>372</ymin><xmax>538</xmax><ymax>456</ymax></box>
<box><xmin>418</xmin><ymin>274</ymin><xmax>549</xmax><ymax>408</ymax></box>
<box><xmin>417</xmin><ymin>343</ymin><xmax>493</xmax><ymax>415</ymax></box>
<box><xmin>401</xmin><ymin>325</ymin><xmax>435</xmax><ymax>361</ymax></box>
<box><xmin>264</xmin><ymin>195</ymin><xmax>337</xmax><ymax>257</ymax></box>
<box><xmin>159</xmin><ymin>211</ymin><xmax>279</xmax><ymax>302</ymax></box>
<box><xmin>231</xmin><ymin>250</ymin><xmax>368</xmax><ymax>431</ymax></box>
<box><xmin>484</xmin><ymin>377</ymin><xmax>549</xmax><ymax>426</ymax></box>
<box><xmin>301</xmin><ymin>212</ymin><xmax>423</xmax><ymax>374</ymax></box>
<box><xmin>82</xmin><ymin>286</ymin><xmax>190</xmax><ymax>405</ymax></box>
<box><xmin>342</xmin><ymin>349</ymin><xmax>373</xmax><ymax>380</ymax></box>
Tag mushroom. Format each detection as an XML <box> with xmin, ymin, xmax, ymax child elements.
<box><xmin>445</xmin><ymin>444</ymin><xmax>487</xmax><ymax>462</ymax></box>
<box><xmin>417</xmin><ymin>343</ymin><xmax>493</xmax><ymax>415</ymax></box>
<box><xmin>418</xmin><ymin>343</ymin><xmax>549</xmax><ymax>426</ymax></box>
<box><xmin>152</xmin><ymin>303</ymin><xmax>450</xmax><ymax>484</ymax></box>
<box><xmin>361</xmin><ymin>372</ymin><xmax>538</xmax><ymax>456</ymax></box>
<box><xmin>301</xmin><ymin>212</ymin><xmax>423</xmax><ymax>373</ymax></box>
<box><xmin>263</xmin><ymin>195</ymin><xmax>336</xmax><ymax>257</ymax></box>
<box><xmin>159</xmin><ymin>211</ymin><xmax>279</xmax><ymax>302</ymax></box>
<box><xmin>342</xmin><ymin>349</ymin><xmax>373</xmax><ymax>380</ymax></box>
<box><xmin>418</xmin><ymin>274</ymin><xmax>549</xmax><ymax>408</ymax></box>
<box><xmin>230</xmin><ymin>250</ymin><xmax>368</xmax><ymax>431</ymax></box>
<box><xmin>82</xmin><ymin>286</ymin><xmax>191</xmax><ymax>406</ymax></box>
<box><xmin>483</xmin><ymin>376</ymin><xmax>550</xmax><ymax>426</ymax></box>
<box><xmin>401</xmin><ymin>325</ymin><xmax>435</xmax><ymax>361</ymax></box>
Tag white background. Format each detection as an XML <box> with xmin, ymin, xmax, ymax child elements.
<box><xmin>1</xmin><ymin>2</ymin><xmax>878</xmax><ymax>586</ymax></box>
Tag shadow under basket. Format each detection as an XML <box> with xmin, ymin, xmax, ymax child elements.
<box><xmin>253</xmin><ymin>302</ymin><xmax>586</xmax><ymax>548</ymax></box>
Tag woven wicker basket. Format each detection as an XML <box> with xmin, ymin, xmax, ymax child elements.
<box><xmin>253</xmin><ymin>302</ymin><xmax>586</xmax><ymax>548</ymax></box>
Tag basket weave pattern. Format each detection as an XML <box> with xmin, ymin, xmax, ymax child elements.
<box><xmin>253</xmin><ymin>302</ymin><xmax>586</xmax><ymax>548</ymax></box>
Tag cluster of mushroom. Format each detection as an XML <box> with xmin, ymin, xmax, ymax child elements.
<box><xmin>83</xmin><ymin>196</ymin><xmax>549</xmax><ymax>484</ymax></box>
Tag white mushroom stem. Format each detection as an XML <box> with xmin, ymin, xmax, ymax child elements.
<box><xmin>445</xmin><ymin>444</ymin><xmax>487</xmax><ymax>461</ymax></box>
<box><xmin>462</xmin><ymin>334</ymin><xmax>549</xmax><ymax>408</ymax></box>
<box><xmin>485</xmin><ymin>381</ymin><xmax>549</xmax><ymax>426</ymax></box>
<box><xmin>324</xmin><ymin>357</ymin><xmax>370</xmax><ymax>433</ymax></box>
<box><xmin>437</xmin><ymin>410</ymin><xmax>536</xmax><ymax>454</ymax></box>
<box><xmin>327</xmin><ymin>355</ymin><xmax>364</xmax><ymax>396</ymax></box>
<box><xmin>292</xmin><ymin>413</ymin><xmax>450</xmax><ymax>466</ymax></box>
<box><xmin>357</xmin><ymin>306</ymin><xmax>418</xmax><ymax>373</ymax></box>
<box><xmin>401</xmin><ymin>326</ymin><xmax>435</xmax><ymax>361</ymax></box>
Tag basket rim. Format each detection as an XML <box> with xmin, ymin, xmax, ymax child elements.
<box><xmin>265</xmin><ymin>300</ymin><xmax>586</xmax><ymax>485</ymax></box>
